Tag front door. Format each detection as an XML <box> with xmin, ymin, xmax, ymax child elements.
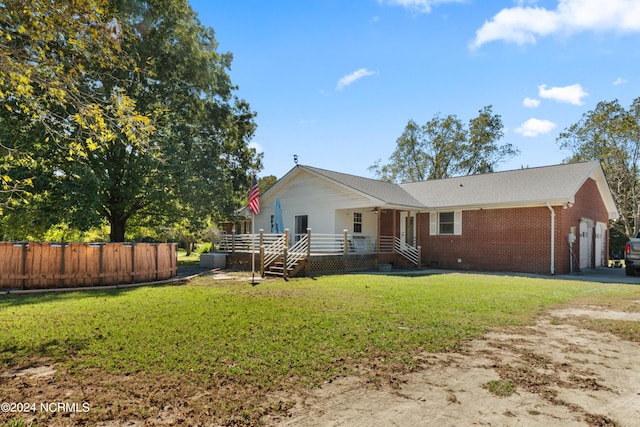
<box><xmin>294</xmin><ymin>215</ymin><xmax>308</xmax><ymax>242</ymax></box>
<box><xmin>400</xmin><ymin>212</ymin><xmax>415</xmax><ymax>248</ymax></box>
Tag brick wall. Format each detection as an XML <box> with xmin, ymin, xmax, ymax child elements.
<box><xmin>379</xmin><ymin>209</ymin><xmax>397</xmax><ymax>237</ymax></box>
<box><xmin>418</xmin><ymin>178</ymin><xmax>610</xmax><ymax>275</ymax></box>
<box><xmin>556</xmin><ymin>177</ymin><xmax>610</xmax><ymax>273</ymax></box>
<box><xmin>419</xmin><ymin>206</ymin><xmax>553</xmax><ymax>274</ymax></box>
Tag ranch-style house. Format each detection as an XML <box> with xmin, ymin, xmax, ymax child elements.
<box><xmin>222</xmin><ymin>161</ymin><xmax>618</xmax><ymax>277</ymax></box>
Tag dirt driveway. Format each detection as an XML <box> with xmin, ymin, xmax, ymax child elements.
<box><xmin>268</xmin><ymin>303</ymin><xmax>640</xmax><ymax>427</ymax></box>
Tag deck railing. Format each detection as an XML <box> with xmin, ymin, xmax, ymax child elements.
<box><xmin>221</xmin><ymin>230</ymin><xmax>420</xmax><ymax>265</ymax></box>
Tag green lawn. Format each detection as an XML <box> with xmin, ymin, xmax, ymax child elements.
<box><xmin>1</xmin><ymin>272</ymin><xmax>638</xmax><ymax>425</ymax></box>
<box><xmin>177</xmin><ymin>248</ymin><xmax>201</xmax><ymax>266</ymax></box>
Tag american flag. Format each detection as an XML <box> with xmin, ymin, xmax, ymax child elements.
<box><xmin>248</xmin><ymin>175</ymin><xmax>260</xmax><ymax>215</ymax></box>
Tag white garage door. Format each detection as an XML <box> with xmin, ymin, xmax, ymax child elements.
<box><xmin>595</xmin><ymin>222</ymin><xmax>607</xmax><ymax>267</ymax></box>
<box><xmin>579</xmin><ymin>220</ymin><xmax>594</xmax><ymax>270</ymax></box>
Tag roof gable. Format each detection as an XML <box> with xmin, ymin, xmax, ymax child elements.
<box><xmin>299</xmin><ymin>165</ymin><xmax>424</xmax><ymax>208</ymax></box>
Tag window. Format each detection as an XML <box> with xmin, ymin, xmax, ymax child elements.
<box><xmin>430</xmin><ymin>211</ymin><xmax>462</xmax><ymax>235</ymax></box>
<box><xmin>439</xmin><ymin>212</ymin><xmax>454</xmax><ymax>234</ymax></box>
<box><xmin>353</xmin><ymin>212</ymin><xmax>362</xmax><ymax>233</ymax></box>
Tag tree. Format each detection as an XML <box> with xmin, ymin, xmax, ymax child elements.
<box><xmin>3</xmin><ymin>0</ymin><xmax>261</xmax><ymax>242</ymax></box>
<box><xmin>0</xmin><ymin>0</ymin><xmax>153</xmax><ymax>209</ymax></box>
<box><xmin>370</xmin><ymin>106</ymin><xmax>516</xmax><ymax>183</ymax></box>
<box><xmin>557</xmin><ymin>98</ymin><xmax>640</xmax><ymax>239</ymax></box>
<box><xmin>258</xmin><ymin>175</ymin><xmax>278</xmax><ymax>195</ymax></box>
<box><xmin>462</xmin><ymin>105</ymin><xmax>511</xmax><ymax>175</ymax></box>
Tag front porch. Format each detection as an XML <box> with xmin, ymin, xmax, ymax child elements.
<box><xmin>219</xmin><ymin>229</ymin><xmax>421</xmax><ymax>278</ymax></box>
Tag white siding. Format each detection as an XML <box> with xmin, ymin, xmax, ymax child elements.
<box><xmin>335</xmin><ymin>209</ymin><xmax>378</xmax><ymax>235</ymax></box>
<box><xmin>253</xmin><ymin>171</ymin><xmax>372</xmax><ymax>235</ymax></box>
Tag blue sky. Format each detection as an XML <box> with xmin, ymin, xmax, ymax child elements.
<box><xmin>189</xmin><ymin>0</ymin><xmax>640</xmax><ymax>181</ymax></box>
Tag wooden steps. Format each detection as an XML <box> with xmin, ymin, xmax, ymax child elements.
<box><xmin>264</xmin><ymin>258</ymin><xmax>305</xmax><ymax>278</ymax></box>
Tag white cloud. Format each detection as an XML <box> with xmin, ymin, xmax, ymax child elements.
<box><xmin>248</xmin><ymin>141</ymin><xmax>263</xmax><ymax>153</ymax></box>
<box><xmin>613</xmin><ymin>77</ymin><xmax>627</xmax><ymax>85</ymax></box>
<box><xmin>538</xmin><ymin>83</ymin><xmax>588</xmax><ymax>105</ymax></box>
<box><xmin>336</xmin><ymin>68</ymin><xmax>376</xmax><ymax>90</ymax></box>
<box><xmin>378</xmin><ymin>0</ymin><xmax>462</xmax><ymax>14</ymax></box>
<box><xmin>471</xmin><ymin>0</ymin><xmax>640</xmax><ymax>49</ymax></box>
<box><xmin>516</xmin><ymin>118</ymin><xmax>557</xmax><ymax>137</ymax></box>
<box><xmin>523</xmin><ymin>97</ymin><xmax>540</xmax><ymax>108</ymax></box>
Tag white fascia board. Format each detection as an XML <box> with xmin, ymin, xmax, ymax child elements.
<box><xmin>419</xmin><ymin>199</ymin><xmax>573</xmax><ymax>212</ymax></box>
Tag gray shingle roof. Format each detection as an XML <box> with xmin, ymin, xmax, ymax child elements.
<box><xmin>400</xmin><ymin>161</ymin><xmax>602</xmax><ymax>209</ymax></box>
<box><xmin>299</xmin><ymin>165</ymin><xmax>424</xmax><ymax>208</ymax></box>
<box><xmin>267</xmin><ymin>161</ymin><xmax>616</xmax><ymax>219</ymax></box>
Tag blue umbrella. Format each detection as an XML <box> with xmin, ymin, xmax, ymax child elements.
<box><xmin>272</xmin><ymin>198</ymin><xmax>284</xmax><ymax>233</ymax></box>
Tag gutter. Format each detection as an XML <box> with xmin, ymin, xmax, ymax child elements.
<box><xmin>547</xmin><ymin>202</ymin><xmax>555</xmax><ymax>275</ymax></box>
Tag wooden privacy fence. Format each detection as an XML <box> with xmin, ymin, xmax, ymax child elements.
<box><xmin>0</xmin><ymin>242</ymin><xmax>178</xmax><ymax>290</ymax></box>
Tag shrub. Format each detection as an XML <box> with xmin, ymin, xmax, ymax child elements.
<box><xmin>195</xmin><ymin>242</ymin><xmax>212</xmax><ymax>254</ymax></box>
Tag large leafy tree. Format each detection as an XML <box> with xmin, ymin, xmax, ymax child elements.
<box><xmin>0</xmin><ymin>0</ymin><xmax>152</xmax><ymax>210</ymax></box>
<box><xmin>370</xmin><ymin>106</ymin><xmax>516</xmax><ymax>183</ymax></box>
<box><xmin>557</xmin><ymin>98</ymin><xmax>640</xmax><ymax>241</ymax></box>
<box><xmin>2</xmin><ymin>0</ymin><xmax>261</xmax><ymax>242</ymax></box>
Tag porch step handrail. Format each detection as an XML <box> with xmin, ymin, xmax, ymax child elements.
<box><xmin>393</xmin><ymin>236</ymin><xmax>420</xmax><ymax>265</ymax></box>
<box><xmin>378</xmin><ymin>235</ymin><xmax>420</xmax><ymax>265</ymax></box>
<box><xmin>262</xmin><ymin>233</ymin><xmax>287</xmax><ymax>270</ymax></box>
<box><xmin>287</xmin><ymin>234</ymin><xmax>309</xmax><ymax>270</ymax></box>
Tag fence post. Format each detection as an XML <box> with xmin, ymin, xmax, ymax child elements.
<box><xmin>99</xmin><ymin>243</ymin><xmax>104</xmax><ymax>286</ymax></box>
<box><xmin>131</xmin><ymin>243</ymin><xmax>136</xmax><ymax>283</ymax></box>
<box><xmin>284</xmin><ymin>229</ymin><xmax>290</xmax><ymax>280</ymax></box>
<box><xmin>417</xmin><ymin>245</ymin><xmax>422</xmax><ymax>268</ymax></box>
<box><xmin>260</xmin><ymin>245</ymin><xmax>265</xmax><ymax>277</ymax></box>
<box><xmin>259</xmin><ymin>229</ymin><xmax>264</xmax><ymax>273</ymax></box>
<box><xmin>20</xmin><ymin>242</ymin><xmax>27</xmax><ymax>290</ymax></box>
<box><xmin>155</xmin><ymin>244</ymin><xmax>159</xmax><ymax>280</ymax></box>
<box><xmin>305</xmin><ymin>228</ymin><xmax>312</xmax><ymax>277</ymax></box>
<box><xmin>283</xmin><ymin>244</ymin><xmax>288</xmax><ymax>281</ymax></box>
<box><xmin>231</xmin><ymin>229</ymin><xmax>236</xmax><ymax>254</ymax></box>
<box><xmin>60</xmin><ymin>242</ymin><xmax>66</xmax><ymax>288</ymax></box>
<box><xmin>343</xmin><ymin>229</ymin><xmax>348</xmax><ymax>255</ymax></box>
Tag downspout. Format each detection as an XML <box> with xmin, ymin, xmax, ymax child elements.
<box><xmin>547</xmin><ymin>203</ymin><xmax>555</xmax><ymax>275</ymax></box>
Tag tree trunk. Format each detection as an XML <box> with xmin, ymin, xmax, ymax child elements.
<box><xmin>110</xmin><ymin>215</ymin><xmax>127</xmax><ymax>242</ymax></box>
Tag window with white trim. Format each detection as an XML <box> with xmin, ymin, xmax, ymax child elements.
<box><xmin>430</xmin><ymin>211</ymin><xmax>462</xmax><ymax>235</ymax></box>
<box><xmin>439</xmin><ymin>212</ymin><xmax>454</xmax><ymax>234</ymax></box>
<box><xmin>353</xmin><ymin>212</ymin><xmax>362</xmax><ymax>233</ymax></box>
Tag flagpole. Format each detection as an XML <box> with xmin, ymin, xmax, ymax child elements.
<box><xmin>248</xmin><ymin>173</ymin><xmax>260</xmax><ymax>285</ymax></box>
<box><xmin>251</xmin><ymin>211</ymin><xmax>256</xmax><ymax>283</ymax></box>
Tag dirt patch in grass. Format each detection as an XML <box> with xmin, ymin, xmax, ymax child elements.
<box><xmin>269</xmin><ymin>304</ymin><xmax>640</xmax><ymax>427</ymax></box>
<box><xmin>2</xmin><ymin>303</ymin><xmax>640</xmax><ymax>426</ymax></box>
